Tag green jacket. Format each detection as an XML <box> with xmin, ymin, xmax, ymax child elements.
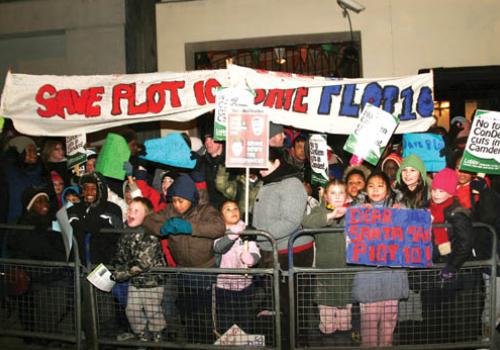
<box><xmin>303</xmin><ymin>204</ymin><xmax>352</xmax><ymax>307</ymax></box>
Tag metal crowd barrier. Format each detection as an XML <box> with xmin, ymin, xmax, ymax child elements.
<box><xmin>88</xmin><ymin>229</ymin><xmax>282</xmax><ymax>350</ymax></box>
<box><xmin>0</xmin><ymin>224</ymin><xmax>82</xmax><ymax>350</ymax></box>
<box><xmin>288</xmin><ymin>223</ymin><xmax>498</xmax><ymax>350</ymax></box>
<box><xmin>1</xmin><ymin>222</ymin><xmax>497</xmax><ymax>350</ymax></box>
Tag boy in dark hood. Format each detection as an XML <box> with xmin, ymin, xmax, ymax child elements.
<box><xmin>67</xmin><ymin>172</ymin><xmax>123</xmax><ymax>265</ymax></box>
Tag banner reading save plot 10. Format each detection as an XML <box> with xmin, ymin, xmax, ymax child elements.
<box><xmin>459</xmin><ymin>110</ymin><xmax>500</xmax><ymax>175</ymax></box>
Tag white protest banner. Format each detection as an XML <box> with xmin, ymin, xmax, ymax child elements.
<box><xmin>66</xmin><ymin>134</ymin><xmax>87</xmax><ymax>168</ymax></box>
<box><xmin>225</xmin><ymin>108</ymin><xmax>269</xmax><ymax>168</ymax></box>
<box><xmin>214</xmin><ymin>87</ymin><xmax>255</xmax><ymax>141</ymax></box>
<box><xmin>0</xmin><ymin>69</ymin><xmax>229</xmax><ymax>136</ymax></box>
<box><xmin>343</xmin><ymin>104</ymin><xmax>399</xmax><ymax>166</ymax></box>
<box><xmin>459</xmin><ymin>110</ymin><xmax>500</xmax><ymax>175</ymax></box>
<box><xmin>228</xmin><ymin>64</ymin><xmax>434</xmax><ymax>135</ymax></box>
<box><xmin>1</xmin><ymin>65</ymin><xmax>433</xmax><ymax>136</ymax></box>
<box><xmin>309</xmin><ymin>134</ymin><xmax>329</xmax><ymax>186</ymax></box>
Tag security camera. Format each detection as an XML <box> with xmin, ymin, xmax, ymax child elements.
<box><xmin>337</xmin><ymin>0</ymin><xmax>365</xmax><ymax>13</ymax></box>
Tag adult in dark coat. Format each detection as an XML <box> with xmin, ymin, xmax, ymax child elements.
<box><xmin>0</xmin><ymin>136</ymin><xmax>46</xmax><ymax>224</ymax></box>
<box><xmin>194</xmin><ymin>128</ymin><xmax>226</xmax><ymax>210</ymax></box>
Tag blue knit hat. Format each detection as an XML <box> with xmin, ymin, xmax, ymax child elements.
<box><xmin>168</xmin><ymin>174</ymin><xmax>199</xmax><ymax>205</ymax></box>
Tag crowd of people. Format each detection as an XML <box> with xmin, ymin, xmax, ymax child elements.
<box><xmin>1</xmin><ymin>113</ymin><xmax>500</xmax><ymax>347</ymax></box>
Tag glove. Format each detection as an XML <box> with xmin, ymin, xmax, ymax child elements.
<box><xmin>123</xmin><ymin>161</ymin><xmax>134</xmax><ymax>177</ymax></box>
<box><xmin>439</xmin><ymin>266</ymin><xmax>455</xmax><ymax>281</ymax></box>
<box><xmin>127</xmin><ymin>180</ymin><xmax>142</xmax><ymax>199</ymax></box>
<box><xmin>228</xmin><ymin>220</ymin><xmax>246</xmax><ymax>235</ymax></box>
<box><xmin>470</xmin><ymin>177</ymin><xmax>487</xmax><ymax>192</ymax></box>
<box><xmin>240</xmin><ymin>251</ymin><xmax>254</xmax><ymax>266</ymax></box>
<box><xmin>160</xmin><ymin>217</ymin><xmax>192</xmax><ymax>236</ymax></box>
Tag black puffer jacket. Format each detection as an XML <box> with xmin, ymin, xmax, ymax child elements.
<box><xmin>67</xmin><ymin>172</ymin><xmax>123</xmax><ymax>265</ymax></box>
<box><xmin>432</xmin><ymin>200</ymin><xmax>473</xmax><ymax>273</ymax></box>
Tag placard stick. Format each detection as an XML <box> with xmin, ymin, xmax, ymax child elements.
<box><xmin>244</xmin><ymin>167</ymin><xmax>250</xmax><ymax>225</ymax></box>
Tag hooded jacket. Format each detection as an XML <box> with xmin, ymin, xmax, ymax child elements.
<box><xmin>142</xmin><ymin>174</ymin><xmax>225</xmax><ymax>268</ymax></box>
<box><xmin>67</xmin><ymin>172</ymin><xmax>123</xmax><ymax>264</ymax></box>
<box><xmin>395</xmin><ymin>154</ymin><xmax>431</xmax><ymax>209</ymax></box>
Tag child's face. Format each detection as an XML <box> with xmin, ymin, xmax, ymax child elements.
<box><xmin>293</xmin><ymin>140</ymin><xmax>306</xmax><ymax>161</ymax></box>
<box><xmin>127</xmin><ymin>201</ymin><xmax>148</xmax><ymax>228</ymax></box>
<box><xmin>65</xmin><ymin>193</ymin><xmax>80</xmax><ymax>204</ymax></box>
<box><xmin>82</xmin><ymin>183</ymin><xmax>97</xmax><ymax>204</ymax></box>
<box><xmin>32</xmin><ymin>195</ymin><xmax>50</xmax><ymax>216</ymax></box>
<box><xmin>172</xmin><ymin>196</ymin><xmax>192</xmax><ymax>215</ymax></box>
<box><xmin>383</xmin><ymin>160</ymin><xmax>399</xmax><ymax>181</ymax></box>
<box><xmin>455</xmin><ymin>160</ymin><xmax>473</xmax><ymax>185</ymax></box>
<box><xmin>53</xmin><ymin>180</ymin><xmax>64</xmax><ymax>195</ymax></box>
<box><xmin>86</xmin><ymin>158</ymin><xmax>96</xmax><ymax>173</ymax></box>
<box><xmin>50</xmin><ymin>143</ymin><xmax>65</xmax><ymax>162</ymax></box>
<box><xmin>324</xmin><ymin>184</ymin><xmax>347</xmax><ymax>208</ymax></box>
<box><xmin>347</xmin><ymin>174</ymin><xmax>365</xmax><ymax>198</ymax></box>
<box><xmin>401</xmin><ymin>166</ymin><xmax>420</xmax><ymax>189</ymax></box>
<box><xmin>366</xmin><ymin>176</ymin><xmax>388</xmax><ymax>203</ymax></box>
<box><xmin>431</xmin><ymin>188</ymin><xmax>453</xmax><ymax>204</ymax></box>
<box><xmin>221</xmin><ymin>202</ymin><xmax>240</xmax><ymax>225</ymax></box>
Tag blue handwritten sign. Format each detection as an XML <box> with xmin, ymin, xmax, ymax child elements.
<box><xmin>345</xmin><ymin>207</ymin><xmax>433</xmax><ymax>267</ymax></box>
<box><xmin>402</xmin><ymin>133</ymin><xmax>445</xmax><ymax>172</ymax></box>
<box><xmin>140</xmin><ymin>133</ymin><xmax>196</xmax><ymax>169</ymax></box>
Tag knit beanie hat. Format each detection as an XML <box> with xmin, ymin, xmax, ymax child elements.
<box><xmin>5</xmin><ymin>136</ymin><xmax>36</xmax><ymax>154</ymax></box>
<box><xmin>22</xmin><ymin>186</ymin><xmax>50</xmax><ymax>211</ymax></box>
<box><xmin>381</xmin><ymin>153</ymin><xmax>402</xmax><ymax>170</ymax></box>
<box><xmin>432</xmin><ymin>167</ymin><xmax>458</xmax><ymax>196</ymax></box>
<box><xmin>269</xmin><ymin>122</ymin><xmax>284</xmax><ymax>138</ymax></box>
<box><xmin>395</xmin><ymin>154</ymin><xmax>427</xmax><ymax>185</ymax></box>
<box><xmin>50</xmin><ymin>170</ymin><xmax>64</xmax><ymax>184</ymax></box>
<box><xmin>168</xmin><ymin>174</ymin><xmax>199</xmax><ymax>205</ymax></box>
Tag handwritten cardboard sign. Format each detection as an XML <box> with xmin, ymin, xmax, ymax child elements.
<box><xmin>345</xmin><ymin>207</ymin><xmax>432</xmax><ymax>267</ymax></box>
<box><xmin>403</xmin><ymin>133</ymin><xmax>445</xmax><ymax>172</ymax></box>
<box><xmin>343</xmin><ymin>103</ymin><xmax>399</xmax><ymax>165</ymax></box>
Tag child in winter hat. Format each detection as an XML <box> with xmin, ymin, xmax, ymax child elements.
<box><xmin>432</xmin><ymin>167</ymin><xmax>475</xmax><ymax>281</ymax></box>
<box><xmin>430</xmin><ymin>168</ymin><xmax>458</xmax><ymax>256</ymax></box>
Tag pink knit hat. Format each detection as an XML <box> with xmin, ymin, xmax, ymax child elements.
<box><xmin>432</xmin><ymin>168</ymin><xmax>458</xmax><ymax>196</ymax></box>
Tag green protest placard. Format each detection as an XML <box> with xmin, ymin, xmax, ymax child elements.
<box><xmin>343</xmin><ymin>104</ymin><xmax>399</xmax><ymax>165</ymax></box>
<box><xmin>95</xmin><ymin>133</ymin><xmax>131</xmax><ymax>180</ymax></box>
<box><xmin>309</xmin><ymin>134</ymin><xmax>329</xmax><ymax>186</ymax></box>
<box><xmin>459</xmin><ymin>110</ymin><xmax>500</xmax><ymax>175</ymax></box>
<box><xmin>0</xmin><ymin>117</ymin><xmax>5</xmax><ymax>132</ymax></box>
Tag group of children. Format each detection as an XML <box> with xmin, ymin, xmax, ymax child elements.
<box><xmin>302</xmin><ymin>149</ymin><xmax>497</xmax><ymax>346</ymax></box>
<box><xmin>2</xmin><ymin>119</ymin><xmax>500</xmax><ymax>347</ymax></box>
